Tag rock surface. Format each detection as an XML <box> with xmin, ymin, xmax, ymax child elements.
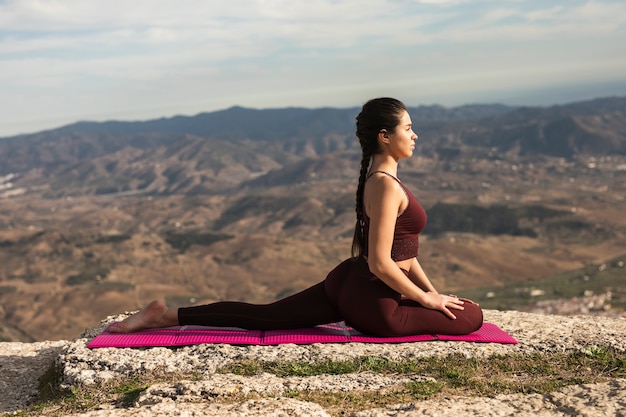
<box><xmin>1</xmin><ymin>310</ymin><xmax>625</xmax><ymax>416</ymax></box>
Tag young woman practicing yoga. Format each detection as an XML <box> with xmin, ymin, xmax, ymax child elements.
<box><xmin>110</xmin><ymin>97</ymin><xmax>483</xmax><ymax>337</ymax></box>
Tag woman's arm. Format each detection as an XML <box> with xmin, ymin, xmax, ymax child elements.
<box><xmin>407</xmin><ymin>257</ymin><xmax>437</xmax><ymax>293</ymax></box>
<box><xmin>365</xmin><ymin>175</ymin><xmax>464</xmax><ymax>319</ymax></box>
<box><xmin>408</xmin><ymin>257</ymin><xmax>480</xmax><ymax>307</ymax></box>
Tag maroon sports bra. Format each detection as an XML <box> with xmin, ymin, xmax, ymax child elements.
<box><xmin>362</xmin><ymin>171</ymin><xmax>427</xmax><ymax>261</ymax></box>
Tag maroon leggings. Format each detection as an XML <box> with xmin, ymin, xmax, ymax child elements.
<box><xmin>178</xmin><ymin>257</ymin><xmax>483</xmax><ymax>337</ymax></box>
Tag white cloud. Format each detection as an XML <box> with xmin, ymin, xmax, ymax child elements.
<box><xmin>412</xmin><ymin>0</ymin><xmax>468</xmax><ymax>5</ymax></box>
<box><xmin>0</xmin><ymin>0</ymin><xmax>625</xmax><ymax>136</ymax></box>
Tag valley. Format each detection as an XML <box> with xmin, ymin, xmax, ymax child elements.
<box><xmin>1</xmin><ymin>98</ymin><xmax>625</xmax><ymax>341</ymax></box>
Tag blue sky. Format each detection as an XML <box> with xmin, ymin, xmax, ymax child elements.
<box><xmin>1</xmin><ymin>0</ymin><xmax>625</xmax><ymax>137</ymax></box>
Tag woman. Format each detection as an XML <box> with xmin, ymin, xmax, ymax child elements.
<box><xmin>110</xmin><ymin>97</ymin><xmax>482</xmax><ymax>337</ymax></box>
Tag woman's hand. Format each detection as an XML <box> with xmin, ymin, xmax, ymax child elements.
<box><xmin>419</xmin><ymin>292</ymin><xmax>466</xmax><ymax>319</ymax></box>
<box><xmin>458</xmin><ymin>297</ymin><xmax>479</xmax><ymax>306</ymax></box>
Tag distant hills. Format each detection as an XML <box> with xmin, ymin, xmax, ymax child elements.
<box><xmin>0</xmin><ymin>96</ymin><xmax>624</xmax><ymax>199</ymax></box>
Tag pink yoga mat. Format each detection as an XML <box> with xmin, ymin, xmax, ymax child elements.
<box><xmin>87</xmin><ymin>322</ymin><xmax>517</xmax><ymax>348</ymax></box>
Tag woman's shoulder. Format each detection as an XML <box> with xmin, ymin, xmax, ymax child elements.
<box><xmin>365</xmin><ymin>172</ymin><xmax>406</xmax><ymax>209</ymax></box>
<box><xmin>366</xmin><ymin>171</ymin><xmax>401</xmax><ymax>186</ymax></box>
<box><xmin>367</xmin><ymin>170</ymin><xmax>399</xmax><ymax>181</ymax></box>
<box><xmin>366</xmin><ymin>171</ymin><xmax>402</xmax><ymax>191</ymax></box>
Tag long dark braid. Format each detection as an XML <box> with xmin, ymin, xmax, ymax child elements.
<box><xmin>351</xmin><ymin>97</ymin><xmax>407</xmax><ymax>258</ymax></box>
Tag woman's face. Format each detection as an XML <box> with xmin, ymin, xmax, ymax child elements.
<box><xmin>386</xmin><ymin>110</ymin><xmax>418</xmax><ymax>160</ymax></box>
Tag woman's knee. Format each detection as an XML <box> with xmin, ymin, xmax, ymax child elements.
<box><xmin>458</xmin><ymin>302</ymin><xmax>483</xmax><ymax>333</ymax></box>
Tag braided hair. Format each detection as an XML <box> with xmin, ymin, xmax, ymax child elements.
<box><xmin>351</xmin><ymin>97</ymin><xmax>407</xmax><ymax>258</ymax></box>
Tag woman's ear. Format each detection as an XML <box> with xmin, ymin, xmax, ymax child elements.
<box><xmin>378</xmin><ymin>129</ymin><xmax>390</xmax><ymax>144</ymax></box>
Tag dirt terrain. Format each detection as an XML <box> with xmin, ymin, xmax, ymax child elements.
<box><xmin>1</xmin><ymin>151</ymin><xmax>625</xmax><ymax>342</ymax></box>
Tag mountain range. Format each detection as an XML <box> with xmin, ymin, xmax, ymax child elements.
<box><xmin>1</xmin><ymin>96</ymin><xmax>625</xmax><ymax>198</ymax></box>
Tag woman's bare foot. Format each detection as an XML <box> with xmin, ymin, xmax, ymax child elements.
<box><xmin>108</xmin><ymin>300</ymin><xmax>178</xmax><ymax>333</ymax></box>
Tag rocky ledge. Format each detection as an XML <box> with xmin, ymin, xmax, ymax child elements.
<box><xmin>1</xmin><ymin>310</ymin><xmax>624</xmax><ymax>416</ymax></box>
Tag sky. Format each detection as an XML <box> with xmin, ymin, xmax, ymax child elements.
<box><xmin>1</xmin><ymin>0</ymin><xmax>626</xmax><ymax>137</ymax></box>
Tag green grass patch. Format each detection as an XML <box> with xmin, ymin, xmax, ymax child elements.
<box><xmin>111</xmin><ymin>377</ymin><xmax>150</xmax><ymax>407</ymax></box>
<box><xmin>164</xmin><ymin>231</ymin><xmax>233</xmax><ymax>252</ymax></box>
<box><xmin>0</xmin><ymin>285</ymin><xmax>17</xmax><ymax>295</ymax></box>
<box><xmin>65</xmin><ymin>266</ymin><xmax>110</xmax><ymax>286</ymax></box>
<box><xmin>95</xmin><ymin>234</ymin><xmax>132</xmax><ymax>244</ymax></box>
<box><xmin>460</xmin><ymin>253</ymin><xmax>626</xmax><ymax>311</ymax></box>
<box><xmin>424</xmin><ymin>203</ymin><xmax>570</xmax><ymax>238</ymax></box>
<box><xmin>219</xmin><ymin>348</ymin><xmax>625</xmax><ymax>397</ymax></box>
<box><xmin>8</xmin><ymin>366</ymin><xmax>190</xmax><ymax>417</ymax></box>
<box><xmin>92</xmin><ymin>281</ymin><xmax>135</xmax><ymax>292</ymax></box>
